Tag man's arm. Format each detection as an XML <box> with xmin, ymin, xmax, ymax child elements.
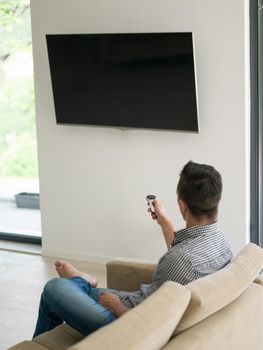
<box><xmin>158</xmin><ymin>216</ymin><xmax>175</xmax><ymax>248</ymax></box>
<box><xmin>99</xmin><ymin>292</ymin><xmax>130</xmax><ymax>317</ymax></box>
<box><xmin>150</xmin><ymin>200</ymin><xmax>175</xmax><ymax>248</ymax></box>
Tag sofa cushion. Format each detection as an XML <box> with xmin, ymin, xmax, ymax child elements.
<box><xmin>33</xmin><ymin>324</ymin><xmax>84</xmax><ymax>350</ymax></box>
<box><xmin>174</xmin><ymin>243</ymin><xmax>263</xmax><ymax>334</ymax></box>
<box><xmin>254</xmin><ymin>274</ymin><xmax>263</xmax><ymax>287</ymax></box>
<box><xmin>69</xmin><ymin>281</ymin><xmax>191</xmax><ymax>350</ymax></box>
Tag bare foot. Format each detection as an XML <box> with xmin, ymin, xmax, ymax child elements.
<box><xmin>55</xmin><ymin>260</ymin><xmax>98</xmax><ymax>287</ymax></box>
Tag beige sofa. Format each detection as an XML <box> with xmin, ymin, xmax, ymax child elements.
<box><xmin>8</xmin><ymin>243</ymin><xmax>263</xmax><ymax>350</ymax></box>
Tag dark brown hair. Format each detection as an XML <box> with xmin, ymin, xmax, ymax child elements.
<box><xmin>177</xmin><ymin>161</ymin><xmax>222</xmax><ymax>218</ymax></box>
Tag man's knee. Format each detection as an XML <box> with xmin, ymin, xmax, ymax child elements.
<box><xmin>43</xmin><ymin>277</ymin><xmax>65</xmax><ymax>300</ymax></box>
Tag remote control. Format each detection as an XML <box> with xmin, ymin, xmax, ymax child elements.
<box><xmin>146</xmin><ymin>195</ymin><xmax>156</xmax><ymax>212</ymax></box>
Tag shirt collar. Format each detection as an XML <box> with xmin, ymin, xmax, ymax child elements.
<box><xmin>172</xmin><ymin>222</ymin><xmax>220</xmax><ymax>246</ymax></box>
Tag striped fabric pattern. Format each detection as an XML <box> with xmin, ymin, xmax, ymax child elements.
<box><xmin>112</xmin><ymin>222</ymin><xmax>233</xmax><ymax>308</ymax></box>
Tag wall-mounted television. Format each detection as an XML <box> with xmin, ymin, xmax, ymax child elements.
<box><xmin>46</xmin><ymin>32</ymin><xmax>199</xmax><ymax>132</ymax></box>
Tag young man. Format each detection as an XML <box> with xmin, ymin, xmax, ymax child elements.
<box><xmin>33</xmin><ymin>161</ymin><xmax>233</xmax><ymax>337</ymax></box>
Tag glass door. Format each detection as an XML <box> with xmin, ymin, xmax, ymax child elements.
<box><xmin>0</xmin><ymin>0</ymin><xmax>41</xmax><ymax>244</ymax></box>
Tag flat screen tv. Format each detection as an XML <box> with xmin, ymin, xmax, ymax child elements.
<box><xmin>46</xmin><ymin>32</ymin><xmax>199</xmax><ymax>132</ymax></box>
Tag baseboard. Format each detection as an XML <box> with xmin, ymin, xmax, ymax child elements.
<box><xmin>0</xmin><ymin>240</ymin><xmax>41</xmax><ymax>254</ymax></box>
<box><xmin>41</xmin><ymin>248</ymin><xmax>114</xmax><ymax>272</ymax></box>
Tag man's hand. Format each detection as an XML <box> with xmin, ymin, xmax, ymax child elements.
<box><xmin>99</xmin><ymin>292</ymin><xmax>120</xmax><ymax>309</ymax></box>
<box><xmin>99</xmin><ymin>292</ymin><xmax>129</xmax><ymax>317</ymax></box>
<box><xmin>148</xmin><ymin>199</ymin><xmax>168</xmax><ymax>225</ymax></box>
<box><xmin>148</xmin><ymin>199</ymin><xmax>175</xmax><ymax>248</ymax></box>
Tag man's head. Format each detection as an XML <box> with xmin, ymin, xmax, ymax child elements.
<box><xmin>177</xmin><ymin>161</ymin><xmax>222</xmax><ymax>221</ymax></box>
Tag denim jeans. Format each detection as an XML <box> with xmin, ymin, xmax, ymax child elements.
<box><xmin>33</xmin><ymin>277</ymin><xmax>117</xmax><ymax>338</ymax></box>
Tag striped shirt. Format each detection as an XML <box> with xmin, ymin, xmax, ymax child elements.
<box><xmin>112</xmin><ymin>222</ymin><xmax>233</xmax><ymax>308</ymax></box>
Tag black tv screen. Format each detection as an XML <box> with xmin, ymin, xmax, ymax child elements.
<box><xmin>46</xmin><ymin>32</ymin><xmax>199</xmax><ymax>132</ymax></box>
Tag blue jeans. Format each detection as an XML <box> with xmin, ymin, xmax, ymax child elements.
<box><xmin>33</xmin><ymin>277</ymin><xmax>117</xmax><ymax>338</ymax></box>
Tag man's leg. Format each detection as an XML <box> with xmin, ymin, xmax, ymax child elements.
<box><xmin>33</xmin><ymin>277</ymin><xmax>116</xmax><ymax>338</ymax></box>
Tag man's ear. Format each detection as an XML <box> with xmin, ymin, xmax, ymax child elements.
<box><xmin>178</xmin><ymin>198</ymin><xmax>188</xmax><ymax>217</ymax></box>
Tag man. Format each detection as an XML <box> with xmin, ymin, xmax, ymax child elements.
<box><xmin>33</xmin><ymin>161</ymin><xmax>233</xmax><ymax>337</ymax></box>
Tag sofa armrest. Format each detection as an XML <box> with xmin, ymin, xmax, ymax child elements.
<box><xmin>106</xmin><ymin>258</ymin><xmax>157</xmax><ymax>291</ymax></box>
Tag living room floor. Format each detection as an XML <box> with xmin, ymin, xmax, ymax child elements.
<box><xmin>0</xmin><ymin>244</ymin><xmax>107</xmax><ymax>350</ymax></box>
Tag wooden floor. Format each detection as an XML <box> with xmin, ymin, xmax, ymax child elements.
<box><xmin>0</xmin><ymin>243</ymin><xmax>106</xmax><ymax>350</ymax></box>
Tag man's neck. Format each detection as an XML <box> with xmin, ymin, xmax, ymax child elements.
<box><xmin>186</xmin><ymin>216</ymin><xmax>217</xmax><ymax>228</ymax></box>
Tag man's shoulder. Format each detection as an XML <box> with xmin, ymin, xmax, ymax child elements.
<box><xmin>169</xmin><ymin>229</ymin><xmax>232</xmax><ymax>261</ymax></box>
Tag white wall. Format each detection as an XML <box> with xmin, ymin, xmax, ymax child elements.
<box><xmin>31</xmin><ymin>0</ymin><xmax>249</xmax><ymax>264</ymax></box>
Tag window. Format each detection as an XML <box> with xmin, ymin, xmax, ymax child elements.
<box><xmin>0</xmin><ymin>0</ymin><xmax>41</xmax><ymax>244</ymax></box>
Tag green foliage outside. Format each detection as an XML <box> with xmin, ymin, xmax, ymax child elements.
<box><xmin>0</xmin><ymin>0</ymin><xmax>38</xmax><ymax>177</ymax></box>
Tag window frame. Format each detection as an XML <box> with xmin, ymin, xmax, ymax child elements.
<box><xmin>250</xmin><ymin>0</ymin><xmax>263</xmax><ymax>246</ymax></box>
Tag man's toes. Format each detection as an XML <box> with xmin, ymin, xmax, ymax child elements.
<box><xmin>55</xmin><ymin>260</ymin><xmax>65</xmax><ymax>268</ymax></box>
<box><xmin>55</xmin><ymin>268</ymin><xmax>62</xmax><ymax>276</ymax></box>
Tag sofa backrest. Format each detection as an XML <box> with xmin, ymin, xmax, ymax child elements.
<box><xmin>164</xmin><ymin>283</ymin><xmax>263</xmax><ymax>350</ymax></box>
<box><xmin>174</xmin><ymin>243</ymin><xmax>263</xmax><ymax>335</ymax></box>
